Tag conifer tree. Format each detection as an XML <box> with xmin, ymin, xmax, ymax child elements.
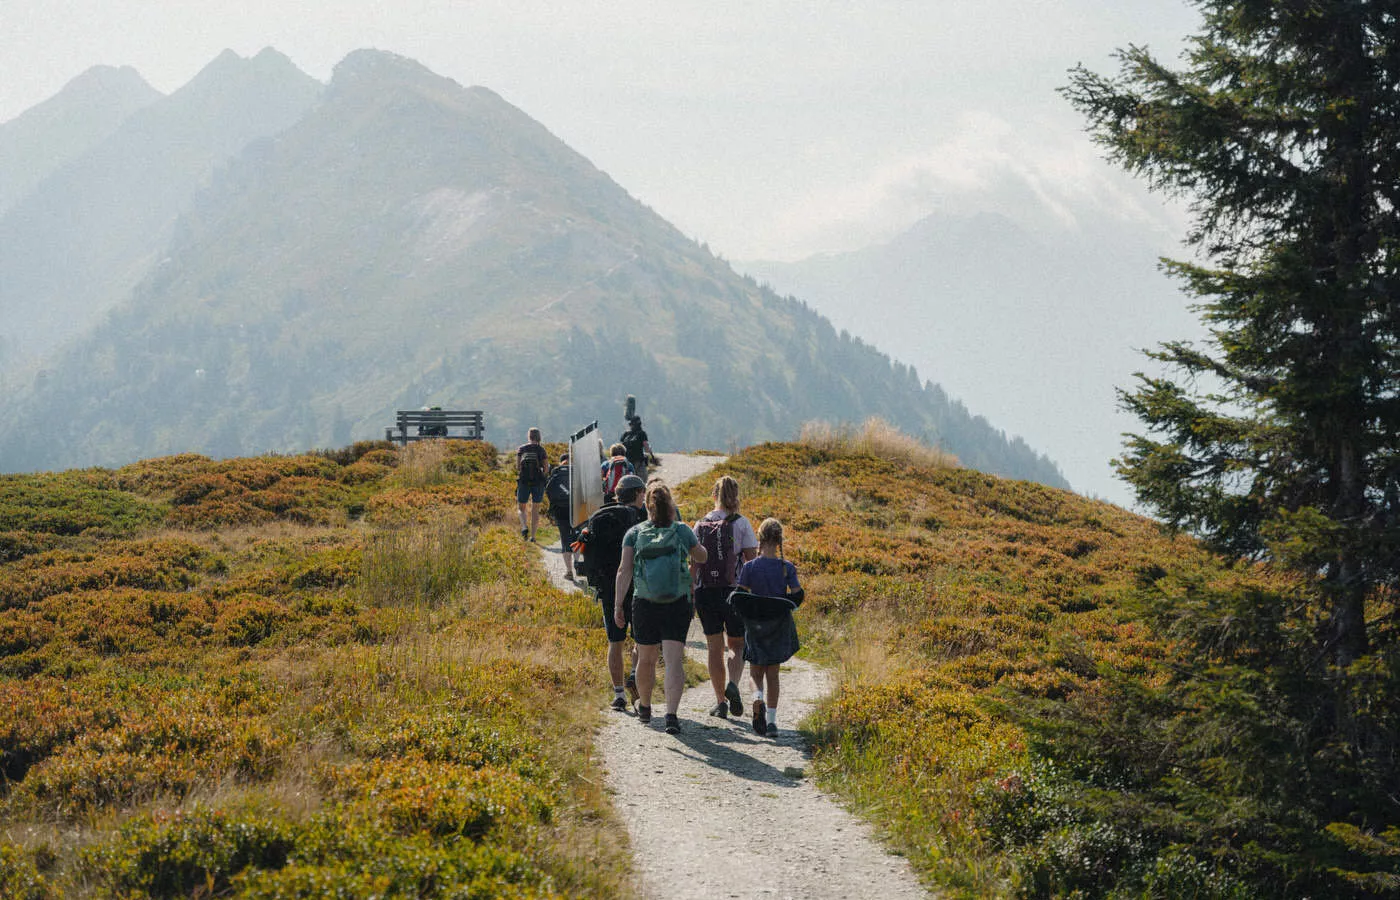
<box><xmin>1064</xmin><ymin>2</ymin><xmax>1400</xmax><ymax>667</ymax></box>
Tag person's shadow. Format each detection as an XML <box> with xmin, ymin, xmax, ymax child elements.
<box><xmin>661</xmin><ymin>717</ymin><xmax>809</xmax><ymax>788</ymax></box>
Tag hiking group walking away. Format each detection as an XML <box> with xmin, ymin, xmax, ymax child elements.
<box><xmin>573</xmin><ymin>468</ymin><xmax>803</xmax><ymax>738</ymax></box>
<box><xmin>516</xmin><ymin>417</ymin><xmax>804</xmax><ymax>738</ymax></box>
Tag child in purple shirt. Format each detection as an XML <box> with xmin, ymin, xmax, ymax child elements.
<box><xmin>734</xmin><ymin>517</ymin><xmax>804</xmax><ymax>736</ymax></box>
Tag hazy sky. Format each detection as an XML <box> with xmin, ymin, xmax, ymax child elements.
<box><xmin>4</xmin><ymin>1</ymin><xmax>1201</xmax><ymax>261</ymax></box>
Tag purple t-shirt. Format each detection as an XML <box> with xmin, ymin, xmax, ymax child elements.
<box><xmin>737</xmin><ymin>556</ymin><xmax>800</xmax><ymax>599</ymax></box>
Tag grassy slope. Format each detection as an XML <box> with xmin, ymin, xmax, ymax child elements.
<box><xmin>3</xmin><ymin>430</ymin><xmax>1340</xmax><ymax>898</ymax></box>
<box><xmin>671</xmin><ymin>429</ymin><xmax>1301</xmax><ymax>897</ymax></box>
<box><xmin>0</xmin><ymin>440</ymin><xmax>628</xmax><ymax>898</ymax></box>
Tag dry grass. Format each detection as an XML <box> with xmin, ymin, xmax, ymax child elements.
<box><xmin>798</xmin><ymin>473</ymin><xmax>854</xmax><ymax>511</ymax></box>
<box><xmin>799</xmin><ymin>417</ymin><xmax>960</xmax><ymax>470</ymax></box>
<box><xmin>392</xmin><ymin>440</ymin><xmax>453</xmax><ymax>488</ymax></box>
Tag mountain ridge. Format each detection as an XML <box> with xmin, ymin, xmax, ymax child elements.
<box><xmin>0</xmin><ymin>64</ymin><xmax>161</xmax><ymax>218</ymax></box>
<box><xmin>0</xmin><ymin>49</ymin><xmax>1066</xmax><ymax>490</ymax></box>
<box><xmin>0</xmin><ymin>49</ymin><xmax>321</xmax><ymax>372</ymax></box>
<box><xmin>741</xmin><ymin>207</ymin><xmax>1198</xmax><ymax>503</ymax></box>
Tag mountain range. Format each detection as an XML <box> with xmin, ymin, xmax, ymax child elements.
<box><xmin>741</xmin><ymin>208</ymin><xmax>1200</xmax><ymax>504</ymax></box>
<box><xmin>0</xmin><ymin>48</ymin><xmax>1066</xmax><ymax>489</ymax></box>
<box><xmin>0</xmin><ymin>48</ymin><xmax>320</xmax><ymax>371</ymax></box>
<box><xmin>0</xmin><ymin>64</ymin><xmax>161</xmax><ymax>218</ymax></box>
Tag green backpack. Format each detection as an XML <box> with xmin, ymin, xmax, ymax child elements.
<box><xmin>631</xmin><ymin>522</ymin><xmax>691</xmax><ymax>602</ymax></box>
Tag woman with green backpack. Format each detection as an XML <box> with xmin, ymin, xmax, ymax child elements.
<box><xmin>614</xmin><ymin>480</ymin><xmax>708</xmax><ymax>734</ymax></box>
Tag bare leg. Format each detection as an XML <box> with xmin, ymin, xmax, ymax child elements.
<box><xmin>766</xmin><ymin>666</ymin><xmax>780</xmax><ymax>712</ymax></box>
<box><xmin>517</xmin><ymin>503</ymin><xmax>529</xmax><ymax>531</ymax></box>
<box><xmin>636</xmin><ymin>644</ymin><xmax>660</xmax><ymax>708</ymax></box>
<box><xmin>528</xmin><ymin>502</ymin><xmax>540</xmax><ymax>539</ymax></box>
<box><xmin>750</xmin><ymin>663</ymin><xmax>767</xmax><ymax>694</ymax></box>
<box><xmin>607</xmin><ymin>640</ymin><xmax>626</xmax><ymax>687</ymax></box>
<box><xmin>706</xmin><ymin>633</ymin><xmax>727</xmax><ymax>703</ymax></box>
<box><xmin>726</xmin><ymin>635</ymin><xmax>745</xmax><ymax>687</ymax></box>
<box><xmin>661</xmin><ymin>639</ymin><xmax>686</xmax><ymax>714</ymax></box>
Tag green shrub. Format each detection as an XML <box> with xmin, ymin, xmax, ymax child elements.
<box><xmin>0</xmin><ymin>845</ymin><xmax>53</xmax><ymax>900</ymax></box>
<box><xmin>81</xmin><ymin>808</ymin><xmax>296</xmax><ymax>898</ymax></box>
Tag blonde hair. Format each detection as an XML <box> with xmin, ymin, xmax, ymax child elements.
<box><xmin>646</xmin><ymin>481</ymin><xmax>677</xmax><ymax>527</ymax></box>
<box><xmin>757</xmin><ymin>517</ymin><xmax>784</xmax><ymax>553</ymax></box>
<box><xmin>609</xmin><ymin>442</ymin><xmax>627</xmax><ymax>457</ymax></box>
<box><xmin>713</xmin><ymin>475</ymin><xmax>740</xmax><ymax>513</ymax></box>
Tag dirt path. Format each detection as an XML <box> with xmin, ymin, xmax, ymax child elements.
<box><xmin>539</xmin><ymin>452</ymin><xmax>930</xmax><ymax>899</ymax></box>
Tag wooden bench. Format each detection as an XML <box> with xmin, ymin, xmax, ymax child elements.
<box><xmin>385</xmin><ymin>409</ymin><xmax>485</xmax><ymax>445</ymax></box>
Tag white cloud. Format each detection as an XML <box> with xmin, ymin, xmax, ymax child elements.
<box><xmin>755</xmin><ymin>111</ymin><xmax>1186</xmax><ymax>261</ymax></box>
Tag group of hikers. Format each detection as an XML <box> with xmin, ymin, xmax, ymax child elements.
<box><xmin>513</xmin><ymin>423</ymin><xmax>804</xmax><ymax>737</ymax></box>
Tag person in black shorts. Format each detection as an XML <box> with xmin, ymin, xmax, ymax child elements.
<box><xmin>692</xmin><ymin>475</ymin><xmax>759</xmax><ymax>718</ymax></box>
<box><xmin>515</xmin><ymin>427</ymin><xmax>548</xmax><ymax>541</ymax></box>
<box><xmin>614</xmin><ymin>480</ymin><xmax>707</xmax><ymax>734</ymax></box>
<box><xmin>580</xmin><ymin>474</ymin><xmax>647</xmax><ymax>710</ymax></box>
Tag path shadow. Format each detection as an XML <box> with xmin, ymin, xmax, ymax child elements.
<box><xmin>657</xmin><ymin>718</ymin><xmax>811</xmax><ymax>788</ymax></box>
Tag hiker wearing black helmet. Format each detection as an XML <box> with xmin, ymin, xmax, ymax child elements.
<box><xmin>693</xmin><ymin>475</ymin><xmax>759</xmax><ymax>719</ymax></box>
<box><xmin>615</xmin><ymin>480</ymin><xmax>706</xmax><ymax>734</ymax></box>
<box><xmin>576</xmin><ymin>473</ymin><xmax>648</xmax><ymax>711</ymax></box>
<box><xmin>620</xmin><ymin>416</ymin><xmax>656</xmax><ymax>482</ymax></box>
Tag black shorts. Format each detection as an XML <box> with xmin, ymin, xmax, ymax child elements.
<box><xmin>632</xmin><ymin>596</ymin><xmax>693</xmax><ymax>645</ymax></box>
<box><xmin>599</xmin><ymin>588</ymin><xmax>632</xmax><ymax>644</ymax></box>
<box><xmin>695</xmin><ymin>585</ymin><xmax>744</xmax><ymax>638</ymax></box>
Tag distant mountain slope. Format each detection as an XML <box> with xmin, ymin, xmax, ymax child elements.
<box><xmin>0</xmin><ymin>64</ymin><xmax>161</xmax><ymax>217</ymax></box>
<box><xmin>741</xmin><ymin>212</ymin><xmax>1198</xmax><ymax>504</ymax></box>
<box><xmin>0</xmin><ymin>48</ymin><xmax>321</xmax><ymax>371</ymax></box>
<box><xmin>0</xmin><ymin>50</ymin><xmax>1066</xmax><ymax>490</ymax></box>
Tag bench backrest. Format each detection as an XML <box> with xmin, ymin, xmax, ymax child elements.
<box><xmin>395</xmin><ymin>410</ymin><xmax>484</xmax><ymax>428</ymax></box>
<box><xmin>386</xmin><ymin>410</ymin><xmax>485</xmax><ymax>445</ymax></box>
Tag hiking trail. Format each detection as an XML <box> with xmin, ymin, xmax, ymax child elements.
<box><xmin>537</xmin><ymin>452</ymin><xmax>929</xmax><ymax>899</ymax></box>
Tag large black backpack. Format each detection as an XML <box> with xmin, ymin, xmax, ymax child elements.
<box><xmin>620</xmin><ymin>430</ymin><xmax>646</xmax><ymax>464</ymax></box>
<box><xmin>544</xmin><ymin>465</ymin><xmax>571</xmax><ymax>517</ymax></box>
<box><xmin>518</xmin><ymin>447</ymin><xmax>544</xmax><ymax>486</ymax></box>
<box><xmin>579</xmin><ymin>504</ymin><xmax>642</xmax><ymax>587</ymax></box>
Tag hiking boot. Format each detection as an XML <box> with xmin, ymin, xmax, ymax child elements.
<box><xmin>725</xmin><ymin>681</ymin><xmax>743</xmax><ymax>717</ymax></box>
<box><xmin>610</xmin><ymin>695</ymin><xmax>627</xmax><ymax>712</ymax></box>
<box><xmin>665</xmin><ymin>714</ymin><xmax>681</xmax><ymax>734</ymax></box>
<box><xmin>625</xmin><ymin>672</ymin><xmax>639</xmax><ymax>705</ymax></box>
<box><xmin>636</xmin><ymin>704</ymin><xmax>652</xmax><ymax>724</ymax></box>
<box><xmin>521</xmin><ymin>527</ymin><xmax>529</xmax><ymax>540</ymax></box>
<box><xmin>767</xmin><ymin>722</ymin><xmax>779</xmax><ymax>737</ymax></box>
<box><xmin>709</xmin><ymin>702</ymin><xmax>728</xmax><ymax>719</ymax></box>
<box><xmin>751</xmin><ymin>699</ymin><xmax>767</xmax><ymax>736</ymax></box>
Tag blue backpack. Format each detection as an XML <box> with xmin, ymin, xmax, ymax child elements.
<box><xmin>631</xmin><ymin>522</ymin><xmax>691</xmax><ymax>602</ymax></box>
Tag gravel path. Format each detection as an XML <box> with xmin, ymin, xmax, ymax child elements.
<box><xmin>539</xmin><ymin>453</ymin><xmax>930</xmax><ymax>899</ymax></box>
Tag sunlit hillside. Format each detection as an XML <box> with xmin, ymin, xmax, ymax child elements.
<box><xmin>0</xmin><ymin>440</ymin><xmax>627</xmax><ymax>897</ymax></box>
<box><xmin>675</xmin><ymin>424</ymin><xmax>1392</xmax><ymax>898</ymax></box>
<box><xmin>3</xmin><ymin>430</ymin><xmax>1386</xmax><ymax>897</ymax></box>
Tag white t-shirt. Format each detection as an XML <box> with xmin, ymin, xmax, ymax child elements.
<box><xmin>694</xmin><ymin>509</ymin><xmax>759</xmax><ymax>554</ymax></box>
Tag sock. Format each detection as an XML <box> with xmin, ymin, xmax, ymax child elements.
<box><xmin>613</xmin><ymin>686</ymin><xmax>625</xmax><ymax>697</ymax></box>
<box><xmin>766</xmin><ymin>707</ymin><xmax>777</xmax><ymax>725</ymax></box>
<box><xmin>753</xmin><ymin>688</ymin><xmax>765</xmax><ymax>703</ymax></box>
